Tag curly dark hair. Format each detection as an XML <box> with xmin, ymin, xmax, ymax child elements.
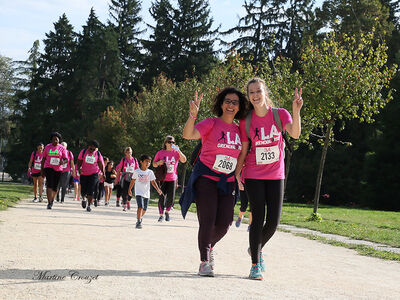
<box><xmin>50</xmin><ymin>132</ymin><xmax>62</xmax><ymax>141</ymax></box>
<box><xmin>212</xmin><ymin>87</ymin><xmax>248</xmax><ymax>120</ymax></box>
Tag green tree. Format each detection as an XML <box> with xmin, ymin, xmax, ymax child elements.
<box><xmin>70</xmin><ymin>8</ymin><xmax>121</xmax><ymax>149</ymax></box>
<box><xmin>301</xmin><ymin>31</ymin><xmax>396</xmax><ymax>215</ymax></box>
<box><xmin>109</xmin><ymin>0</ymin><xmax>144</xmax><ymax>98</ymax></box>
<box><xmin>222</xmin><ymin>0</ymin><xmax>315</xmax><ymax>65</ymax></box>
<box><xmin>316</xmin><ymin>0</ymin><xmax>394</xmax><ymax>41</ymax></box>
<box><xmin>141</xmin><ymin>0</ymin><xmax>174</xmax><ymax>86</ymax></box>
<box><xmin>142</xmin><ymin>0</ymin><xmax>217</xmax><ymax>83</ymax></box>
<box><xmin>0</xmin><ymin>55</ymin><xmax>15</xmax><ymax>178</ymax></box>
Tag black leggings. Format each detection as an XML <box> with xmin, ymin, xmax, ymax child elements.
<box><xmin>239</xmin><ymin>185</ymin><xmax>251</xmax><ymax>213</ymax></box>
<box><xmin>195</xmin><ymin>176</ymin><xmax>235</xmax><ymax>262</ymax></box>
<box><xmin>158</xmin><ymin>180</ymin><xmax>176</xmax><ymax>214</ymax></box>
<box><xmin>245</xmin><ymin>179</ymin><xmax>284</xmax><ymax>264</ymax></box>
<box><xmin>121</xmin><ymin>180</ymin><xmax>132</xmax><ymax>205</ymax></box>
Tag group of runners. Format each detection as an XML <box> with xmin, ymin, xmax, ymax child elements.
<box><xmin>27</xmin><ymin>77</ymin><xmax>303</xmax><ymax>280</ymax></box>
<box><xmin>27</xmin><ymin>135</ymin><xmax>186</xmax><ymax>229</ymax></box>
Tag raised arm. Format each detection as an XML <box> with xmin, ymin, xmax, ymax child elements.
<box><xmin>183</xmin><ymin>91</ymin><xmax>203</xmax><ymax>140</ymax></box>
<box><xmin>285</xmin><ymin>88</ymin><xmax>303</xmax><ymax>139</ymax></box>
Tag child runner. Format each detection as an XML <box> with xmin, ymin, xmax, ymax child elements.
<box><xmin>128</xmin><ymin>155</ymin><xmax>162</xmax><ymax>229</ymax></box>
<box><xmin>153</xmin><ymin>136</ymin><xmax>187</xmax><ymax>222</ymax></box>
<box><xmin>41</xmin><ymin>132</ymin><xmax>68</xmax><ymax>209</ymax></box>
<box><xmin>104</xmin><ymin>161</ymin><xmax>116</xmax><ymax>206</ymax></box>
<box><xmin>94</xmin><ymin>156</ymin><xmax>108</xmax><ymax>206</ymax></box>
<box><xmin>28</xmin><ymin>143</ymin><xmax>44</xmax><ymax>202</ymax></box>
<box><xmin>77</xmin><ymin>140</ymin><xmax>105</xmax><ymax>212</ymax></box>
<box><xmin>56</xmin><ymin>142</ymin><xmax>75</xmax><ymax>203</ymax></box>
<box><xmin>115</xmin><ymin>147</ymin><xmax>139</xmax><ymax>212</ymax></box>
<box><xmin>181</xmin><ymin>88</ymin><xmax>247</xmax><ymax>277</ymax></box>
<box><xmin>72</xmin><ymin>164</ymin><xmax>80</xmax><ymax>201</ymax></box>
<box><xmin>235</xmin><ymin>78</ymin><xmax>303</xmax><ymax>280</ymax></box>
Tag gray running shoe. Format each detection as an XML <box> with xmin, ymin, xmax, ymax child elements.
<box><xmin>158</xmin><ymin>216</ymin><xmax>164</xmax><ymax>222</ymax></box>
<box><xmin>165</xmin><ymin>212</ymin><xmax>170</xmax><ymax>221</ymax></box>
<box><xmin>86</xmin><ymin>205</ymin><xmax>91</xmax><ymax>212</ymax></box>
<box><xmin>209</xmin><ymin>248</ymin><xmax>215</xmax><ymax>268</ymax></box>
<box><xmin>198</xmin><ymin>261</ymin><xmax>214</xmax><ymax>277</ymax></box>
<box><xmin>38</xmin><ymin>196</ymin><xmax>43</xmax><ymax>202</ymax></box>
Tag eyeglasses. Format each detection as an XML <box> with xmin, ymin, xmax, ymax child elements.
<box><xmin>223</xmin><ymin>99</ymin><xmax>240</xmax><ymax>106</ymax></box>
<box><xmin>167</xmin><ymin>141</ymin><xmax>175</xmax><ymax>144</ymax></box>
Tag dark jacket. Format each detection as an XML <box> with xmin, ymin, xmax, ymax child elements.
<box><xmin>179</xmin><ymin>159</ymin><xmax>238</xmax><ymax>219</ymax></box>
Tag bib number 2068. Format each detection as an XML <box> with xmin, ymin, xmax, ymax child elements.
<box><xmin>213</xmin><ymin>155</ymin><xmax>237</xmax><ymax>174</ymax></box>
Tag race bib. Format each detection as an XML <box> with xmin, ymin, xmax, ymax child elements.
<box><xmin>50</xmin><ymin>157</ymin><xmax>60</xmax><ymax>166</ymax></box>
<box><xmin>167</xmin><ymin>163</ymin><xmax>174</xmax><ymax>173</ymax></box>
<box><xmin>85</xmin><ymin>155</ymin><xmax>96</xmax><ymax>164</ymax></box>
<box><xmin>34</xmin><ymin>162</ymin><xmax>41</xmax><ymax>170</ymax></box>
<box><xmin>212</xmin><ymin>155</ymin><xmax>237</xmax><ymax>174</ymax></box>
<box><xmin>126</xmin><ymin>166</ymin><xmax>135</xmax><ymax>173</ymax></box>
<box><xmin>256</xmin><ymin>145</ymin><xmax>279</xmax><ymax>165</ymax></box>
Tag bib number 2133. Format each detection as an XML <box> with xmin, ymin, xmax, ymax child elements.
<box><xmin>256</xmin><ymin>145</ymin><xmax>279</xmax><ymax>165</ymax></box>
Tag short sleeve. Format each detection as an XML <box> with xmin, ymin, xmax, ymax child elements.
<box><xmin>116</xmin><ymin>158</ymin><xmax>124</xmax><ymax>171</ymax></box>
<box><xmin>78</xmin><ymin>150</ymin><xmax>84</xmax><ymax>160</ymax></box>
<box><xmin>239</xmin><ymin>119</ymin><xmax>249</xmax><ymax>142</ymax></box>
<box><xmin>154</xmin><ymin>151</ymin><xmax>161</xmax><ymax>162</ymax></box>
<box><xmin>195</xmin><ymin>118</ymin><xmax>215</xmax><ymax>138</ymax></box>
<box><xmin>149</xmin><ymin>170</ymin><xmax>156</xmax><ymax>181</ymax></box>
<box><xmin>132</xmin><ymin>170</ymin><xmax>138</xmax><ymax>180</ymax></box>
<box><xmin>278</xmin><ymin>108</ymin><xmax>292</xmax><ymax>131</ymax></box>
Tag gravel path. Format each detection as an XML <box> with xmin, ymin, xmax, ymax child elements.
<box><xmin>0</xmin><ymin>195</ymin><xmax>399</xmax><ymax>299</ymax></box>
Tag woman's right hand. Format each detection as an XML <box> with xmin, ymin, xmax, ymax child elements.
<box><xmin>189</xmin><ymin>91</ymin><xmax>203</xmax><ymax>118</ymax></box>
<box><xmin>157</xmin><ymin>160</ymin><xmax>165</xmax><ymax>166</ymax></box>
<box><xmin>236</xmin><ymin>175</ymin><xmax>244</xmax><ymax>191</ymax></box>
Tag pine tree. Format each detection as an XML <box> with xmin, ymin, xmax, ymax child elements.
<box><xmin>222</xmin><ymin>0</ymin><xmax>314</xmax><ymax>64</ymax></box>
<box><xmin>109</xmin><ymin>0</ymin><xmax>144</xmax><ymax>98</ymax></box>
<box><xmin>70</xmin><ymin>8</ymin><xmax>121</xmax><ymax>145</ymax></box>
<box><xmin>141</xmin><ymin>0</ymin><xmax>175</xmax><ymax>86</ymax></box>
<box><xmin>142</xmin><ymin>0</ymin><xmax>217</xmax><ymax>83</ymax></box>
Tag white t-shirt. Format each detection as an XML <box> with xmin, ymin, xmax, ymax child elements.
<box><xmin>132</xmin><ymin>168</ymin><xmax>156</xmax><ymax>198</ymax></box>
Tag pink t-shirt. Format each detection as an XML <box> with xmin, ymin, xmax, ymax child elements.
<box><xmin>30</xmin><ymin>151</ymin><xmax>44</xmax><ymax>174</ymax></box>
<box><xmin>239</xmin><ymin>108</ymin><xmax>292</xmax><ymax>180</ymax></box>
<box><xmin>195</xmin><ymin>118</ymin><xmax>242</xmax><ymax>182</ymax></box>
<box><xmin>154</xmin><ymin>149</ymin><xmax>180</xmax><ymax>181</ymax></box>
<box><xmin>43</xmin><ymin>144</ymin><xmax>68</xmax><ymax>171</ymax></box>
<box><xmin>78</xmin><ymin>149</ymin><xmax>104</xmax><ymax>176</ymax></box>
<box><xmin>116</xmin><ymin>156</ymin><xmax>139</xmax><ymax>173</ymax></box>
<box><xmin>62</xmin><ymin>151</ymin><xmax>74</xmax><ymax>173</ymax></box>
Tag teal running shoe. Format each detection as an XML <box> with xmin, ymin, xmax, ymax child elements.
<box><xmin>249</xmin><ymin>264</ymin><xmax>263</xmax><ymax>280</ymax></box>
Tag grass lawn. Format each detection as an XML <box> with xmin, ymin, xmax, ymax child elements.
<box><xmin>180</xmin><ymin>198</ymin><xmax>400</xmax><ymax>248</ymax></box>
<box><xmin>0</xmin><ymin>183</ymin><xmax>33</xmax><ymax>211</ymax></box>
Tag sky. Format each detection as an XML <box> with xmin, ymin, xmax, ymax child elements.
<box><xmin>0</xmin><ymin>0</ymin><xmax>322</xmax><ymax>62</ymax></box>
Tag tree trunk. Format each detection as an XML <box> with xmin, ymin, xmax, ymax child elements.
<box><xmin>313</xmin><ymin>122</ymin><xmax>333</xmax><ymax>214</ymax></box>
<box><xmin>284</xmin><ymin>149</ymin><xmax>292</xmax><ymax>195</ymax></box>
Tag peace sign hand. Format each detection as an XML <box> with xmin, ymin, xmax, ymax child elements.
<box><xmin>293</xmin><ymin>88</ymin><xmax>304</xmax><ymax>112</ymax></box>
<box><xmin>189</xmin><ymin>91</ymin><xmax>203</xmax><ymax>118</ymax></box>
